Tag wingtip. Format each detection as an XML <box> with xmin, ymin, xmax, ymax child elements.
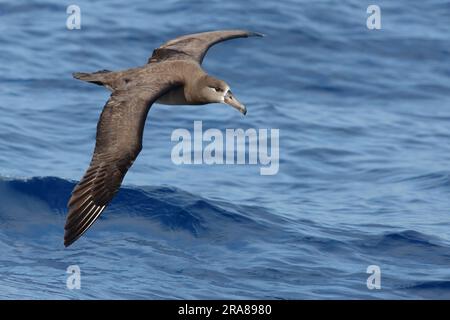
<box><xmin>248</xmin><ymin>31</ymin><xmax>265</xmax><ymax>38</ymax></box>
<box><xmin>64</xmin><ymin>221</ymin><xmax>84</xmax><ymax>247</ymax></box>
<box><xmin>72</xmin><ymin>72</ymin><xmax>86</xmax><ymax>79</ymax></box>
<box><xmin>64</xmin><ymin>240</ymin><xmax>72</xmax><ymax>248</ymax></box>
<box><xmin>64</xmin><ymin>233</ymin><xmax>75</xmax><ymax>247</ymax></box>
<box><xmin>64</xmin><ymin>224</ymin><xmax>79</xmax><ymax>247</ymax></box>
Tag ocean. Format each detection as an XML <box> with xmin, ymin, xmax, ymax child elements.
<box><xmin>0</xmin><ymin>0</ymin><xmax>449</xmax><ymax>299</ymax></box>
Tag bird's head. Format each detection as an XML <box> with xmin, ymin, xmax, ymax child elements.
<box><xmin>195</xmin><ymin>75</ymin><xmax>247</xmax><ymax>115</ymax></box>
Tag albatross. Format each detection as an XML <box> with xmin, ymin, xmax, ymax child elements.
<box><xmin>64</xmin><ymin>29</ymin><xmax>263</xmax><ymax>247</ymax></box>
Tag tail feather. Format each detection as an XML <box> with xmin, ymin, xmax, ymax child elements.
<box><xmin>73</xmin><ymin>70</ymin><xmax>112</xmax><ymax>86</ymax></box>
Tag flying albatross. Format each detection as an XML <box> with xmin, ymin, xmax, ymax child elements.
<box><xmin>64</xmin><ymin>29</ymin><xmax>263</xmax><ymax>247</ymax></box>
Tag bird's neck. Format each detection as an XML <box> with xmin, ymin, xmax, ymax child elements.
<box><xmin>184</xmin><ymin>73</ymin><xmax>210</xmax><ymax>104</ymax></box>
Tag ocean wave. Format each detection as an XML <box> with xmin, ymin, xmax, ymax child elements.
<box><xmin>4</xmin><ymin>176</ymin><xmax>448</xmax><ymax>253</ymax></box>
<box><xmin>1</xmin><ymin>176</ymin><xmax>449</xmax><ymax>299</ymax></box>
<box><xmin>0</xmin><ymin>176</ymin><xmax>289</xmax><ymax>240</ymax></box>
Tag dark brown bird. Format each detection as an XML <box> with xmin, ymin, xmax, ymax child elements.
<box><xmin>64</xmin><ymin>30</ymin><xmax>263</xmax><ymax>247</ymax></box>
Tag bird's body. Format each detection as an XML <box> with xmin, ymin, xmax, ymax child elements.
<box><xmin>64</xmin><ymin>30</ymin><xmax>263</xmax><ymax>247</ymax></box>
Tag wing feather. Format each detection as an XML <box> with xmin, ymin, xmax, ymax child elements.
<box><xmin>148</xmin><ymin>30</ymin><xmax>263</xmax><ymax>64</ymax></box>
<box><xmin>64</xmin><ymin>80</ymin><xmax>176</xmax><ymax>247</ymax></box>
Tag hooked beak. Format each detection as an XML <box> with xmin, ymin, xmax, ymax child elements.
<box><xmin>224</xmin><ymin>91</ymin><xmax>247</xmax><ymax>115</ymax></box>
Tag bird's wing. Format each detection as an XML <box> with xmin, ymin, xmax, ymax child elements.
<box><xmin>64</xmin><ymin>79</ymin><xmax>177</xmax><ymax>247</ymax></box>
<box><xmin>148</xmin><ymin>30</ymin><xmax>263</xmax><ymax>64</ymax></box>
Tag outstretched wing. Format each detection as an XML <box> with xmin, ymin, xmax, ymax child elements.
<box><xmin>148</xmin><ymin>30</ymin><xmax>263</xmax><ymax>64</ymax></box>
<box><xmin>64</xmin><ymin>81</ymin><xmax>175</xmax><ymax>247</ymax></box>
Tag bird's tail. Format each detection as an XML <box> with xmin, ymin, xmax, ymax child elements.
<box><xmin>73</xmin><ymin>69</ymin><xmax>113</xmax><ymax>87</ymax></box>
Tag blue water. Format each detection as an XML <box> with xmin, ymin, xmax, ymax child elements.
<box><xmin>1</xmin><ymin>0</ymin><xmax>450</xmax><ymax>299</ymax></box>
